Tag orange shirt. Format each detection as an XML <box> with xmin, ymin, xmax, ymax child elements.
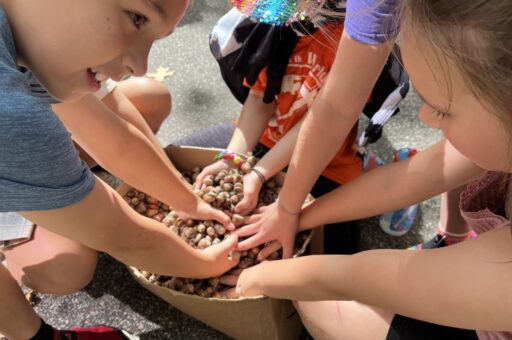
<box><xmin>251</xmin><ymin>23</ymin><xmax>362</xmax><ymax>184</ymax></box>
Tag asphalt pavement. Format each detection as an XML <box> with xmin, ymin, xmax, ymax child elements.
<box><xmin>33</xmin><ymin>1</ymin><xmax>443</xmax><ymax>338</ymax></box>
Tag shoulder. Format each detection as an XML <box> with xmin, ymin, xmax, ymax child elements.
<box><xmin>345</xmin><ymin>0</ymin><xmax>399</xmax><ymax>44</ymax></box>
<box><xmin>0</xmin><ymin>80</ymin><xmax>95</xmax><ymax>212</ymax></box>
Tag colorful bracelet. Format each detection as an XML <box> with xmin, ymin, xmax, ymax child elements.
<box><xmin>214</xmin><ymin>150</ymin><xmax>248</xmax><ymax>167</ymax></box>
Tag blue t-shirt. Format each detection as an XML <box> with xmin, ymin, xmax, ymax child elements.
<box><xmin>0</xmin><ymin>6</ymin><xmax>95</xmax><ymax>212</ymax></box>
<box><xmin>345</xmin><ymin>0</ymin><xmax>398</xmax><ymax>44</ymax></box>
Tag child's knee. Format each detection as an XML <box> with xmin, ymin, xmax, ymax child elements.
<box><xmin>21</xmin><ymin>248</ymin><xmax>98</xmax><ymax>295</ymax></box>
<box><xmin>119</xmin><ymin>77</ymin><xmax>172</xmax><ymax>133</ymax></box>
<box><xmin>146</xmin><ymin>79</ymin><xmax>172</xmax><ymax>133</ymax></box>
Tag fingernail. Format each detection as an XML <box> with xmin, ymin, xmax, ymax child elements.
<box><xmin>228</xmin><ymin>250</ymin><xmax>240</xmax><ymax>261</ymax></box>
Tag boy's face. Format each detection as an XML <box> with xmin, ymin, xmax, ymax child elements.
<box><xmin>9</xmin><ymin>0</ymin><xmax>188</xmax><ymax>101</ymax></box>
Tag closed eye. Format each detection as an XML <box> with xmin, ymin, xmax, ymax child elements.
<box><xmin>431</xmin><ymin>108</ymin><xmax>448</xmax><ymax>120</ymax></box>
<box><xmin>126</xmin><ymin>10</ymin><xmax>148</xmax><ymax>30</ymax></box>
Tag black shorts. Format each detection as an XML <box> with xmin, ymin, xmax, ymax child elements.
<box><xmin>387</xmin><ymin>314</ymin><xmax>478</xmax><ymax>340</ymax></box>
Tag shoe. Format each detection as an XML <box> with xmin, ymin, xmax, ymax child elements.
<box><xmin>408</xmin><ymin>233</ymin><xmax>447</xmax><ymax>250</ymax></box>
<box><xmin>379</xmin><ymin>148</ymin><xmax>419</xmax><ymax>237</ymax></box>
<box><xmin>408</xmin><ymin>228</ymin><xmax>477</xmax><ymax>250</ymax></box>
<box><xmin>56</xmin><ymin>326</ymin><xmax>139</xmax><ymax>340</ymax></box>
<box><xmin>362</xmin><ymin>150</ymin><xmax>384</xmax><ymax>172</ymax></box>
<box><xmin>379</xmin><ymin>205</ymin><xmax>419</xmax><ymax>237</ymax></box>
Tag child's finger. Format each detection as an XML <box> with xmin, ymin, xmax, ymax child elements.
<box><xmin>235</xmin><ymin>197</ymin><xmax>257</xmax><ymax>216</ymax></box>
<box><xmin>222</xmin><ymin>288</ymin><xmax>240</xmax><ymax>299</ymax></box>
<box><xmin>219</xmin><ymin>274</ymin><xmax>239</xmax><ymax>286</ymax></box>
<box><xmin>194</xmin><ymin>170</ymin><xmax>209</xmax><ymax>189</ymax></box>
<box><xmin>211</xmin><ymin>209</ymin><xmax>236</xmax><ymax>230</ymax></box>
<box><xmin>241</xmin><ymin>214</ymin><xmax>261</xmax><ymax>225</ymax></box>
<box><xmin>234</xmin><ymin>224</ymin><xmax>260</xmax><ymax>238</ymax></box>
<box><xmin>257</xmin><ymin>241</ymin><xmax>282</xmax><ymax>261</ymax></box>
<box><xmin>234</xmin><ymin>197</ymin><xmax>250</xmax><ymax>213</ymax></box>
<box><xmin>282</xmin><ymin>239</ymin><xmax>294</xmax><ymax>259</ymax></box>
<box><xmin>226</xmin><ymin>268</ymin><xmax>243</xmax><ymax>276</ymax></box>
<box><xmin>220</xmin><ymin>233</ymin><xmax>239</xmax><ymax>255</ymax></box>
<box><xmin>237</xmin><ymin>233</ymin><xmax>266</xmax><ymax>251</ymax></box>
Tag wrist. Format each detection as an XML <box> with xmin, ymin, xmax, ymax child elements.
<box><xmin>193</xmin><ymin>250</ymin><xmax>222</xmax><ymax>279</ymax></box>
<box><xmin>297</xmin><ymin>200</ymin><xmax>315</xmax><ymax>231</ymax></box>
<box><xmin>251</xmin><ymin>167</ymin><xmax>266</xmax><ymax>185</ymax></box>
<box><xmin>179</xmin><ymin>195</ymin><xmax>205</xmax><ymax>215</ymax></box>
<box><xmin>276</xmin><ymin>197</ymin><xmax>301</xmax><ymax>216</ymax></box>
<box><xmin>246</xmin><ymin>171</ymin><xmax>264</xmax><ymax>188</ymax></box>
<box><xmin>277</xmin><ymin>188</ymin><xmax>305</xmax><ymax>213</ymax></box>
<box><xmin>219</xmin><ymin>159</ymin><xmax>235</xmax><ymax>169</ymax></box>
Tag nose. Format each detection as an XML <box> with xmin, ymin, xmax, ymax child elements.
<box><xmin>122</xmin><ymin>44</ymin><xmax>151</xmax><ymax>77</ymax></box>
<box><xmin>418</xmin><ymin>104</ymin><xmax>442</xmax><ymax>129</ymax></box>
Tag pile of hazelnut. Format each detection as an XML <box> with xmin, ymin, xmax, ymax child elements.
<box><xmin>123</xmin><ymin>163</ymin><xmax>310</xmax><ymax>298</ymax></box>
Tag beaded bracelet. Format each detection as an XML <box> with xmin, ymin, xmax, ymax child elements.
<box><xmin>214</xmin><ymin>150</ymin><xmax>248</xmax><ymax>167</ymax></box>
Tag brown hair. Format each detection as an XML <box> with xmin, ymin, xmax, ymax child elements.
<box><xmin>400</xmin><ymin>0</ymin><xmax>512</xmax><ymax>216</ymax></box>
<box><xmin>400</xmin><ymin>1</ymin><xmax>512</xmax><ymax>120</ymax></box>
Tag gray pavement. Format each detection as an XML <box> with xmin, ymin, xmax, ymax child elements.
<box><xmin>34</xmin><ymin>1</ymin><xmax>443</xmax><ymax>338</ymax></box>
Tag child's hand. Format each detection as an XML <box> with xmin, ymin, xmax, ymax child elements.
<box><xmin>234</xmin><ymin>171</ymin><xmax>264</xmax><ymax>215</ymax></box>
<box><xmin>194</xmin><ymin>160</ymin><xmax>233</xmax><ymax>188</ymax></box>
<box><xmin>234</xmin><ymin>202</ymin><xmax>299</xmax><ymax>260</ymax></box>
<box><xmin>200</xmin><ymin>233</ymin><xmax>240</xmax><ymax>278</ymax></box>
<box><xmin>176</xmin><ymin>199</ymin><xmax>236</xmax><ymax>230</ymax></box>
<box><xmin>220</xmin><ymin>262</ymin><xmax>267</xmax><ymax>298</ymax></box>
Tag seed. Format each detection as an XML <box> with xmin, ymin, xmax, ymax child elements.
<box><xmin>206</xmin><ymin>226</ymin><xmax>216</xmax><ymax>237</ymax></box>
<box><xmin>203</xmin><ymin>194</ymin><xmax>216</xmax><ymax>203</ymax></box>
<box><xmin>153</xmin><ymin>213</ymin><xmax>165</xmax><ymax>222</ymax></box>
<box><xmin>196</xmin><ymin>223</ymin><xmax>206</xmax><ymax>233</ymax></box>
<box><xmin>203</xmin><ymin>177</ymin><xmax>214</xmax><ymax>186</ymax></box>
<box><xmin>135</xmin><ymin>203</ymin><xmax>147</xmax><ymax>214</ymax></box>
<box><xmin>214</xmin><ymin>224</ymin><xmax>226</xmax><ymax>235</ymax></box>
<box><xmin>222</xmin><ymin>183</ymin><xmax>233</xmax><ymax>192</ymax></box>
<box><xmin>198</xmin><ymin>238</ymin><xmax>211</xmax><ymax>249</ymax></box>
<box><xmin>232</xmin><ymin>214</ymin><xmax>244</xmax><ymax>227</ymax></box>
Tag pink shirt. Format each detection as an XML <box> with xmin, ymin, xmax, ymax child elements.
<box><xmin>459</xmin><ymin>171</ymin><xmax>512</xmax><ymax>340</ymax></box>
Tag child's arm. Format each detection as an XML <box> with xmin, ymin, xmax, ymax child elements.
<box><xmin>54</xmin><ymin>93</ymin><xmax>232</xmax><ymax>227</ymax></box>
<box><xmin>235</xmin><ymin>117</ymin><xmax>304</xmax><ymax>215</ymax></box>
<box><xmin>229</xmin><ymin>33</ymin><xmax>394</xmax><ymax>258</ymax></box>
<box><xmin>299</xmin><ymin>139</ymin><xmax>485</xmax><ymax>229</ymax></box>
<box><xmin>235</xmin><ymin>225</ymin><xmax>512</xmax><ymax>331</ymax></box>
<box><xmin>20</xmin><ymin>177</ymin><xmax>239</xmax><ymax>278</ymax></box>
<box><xmin>228</xmin><ymin>91</ymin><xmax>276</xmax><ymax>153</ymax></box>
<box><xmin>195</xmin><ymin>91</ymin><xmax>275</xmax><ymax>186</ymax></box>
<box><xmin>236</xmin><ymin>139</ymin><xmax>484</xmax><ymax>254</ymax></box>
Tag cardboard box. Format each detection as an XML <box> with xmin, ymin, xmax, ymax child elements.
<box><xmin>117</xmin><ymin>145</ymin><xmax>313</xmax><ymax>340</ymax></box>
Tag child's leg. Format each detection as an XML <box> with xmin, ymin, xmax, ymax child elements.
<box><xmin>0</xmin><ymin>264</ymin><xmax>42</xmax><ymax>339</ymax></box>
<box><xmin>296</xmin><ymin>300</ymin><xmax>478</xmax><ymax>340</ymax></box>
<box><xmin>1</xmin><ymin>258</ymin><xmax>136</xmax><ymax>339</ymax></box>
<box><xmin>409</xmin><ymin>185</ymin><xmax>476</xmax><ymax>250</ymax></box>
<box><xmin>113</xmin><ymin>77</ymin><xmax>172</xmax><ymax>134</ymax></box>
<box><xmin>3</xmin><ymin>226</ymin><xmax>97</xmax><ymax>294</ymax></box>
<box><xmin>295</xmin><ymin>300</ymin><xmax>393</xmax><ymax>340</ymax></box>
<box><xmin>73</xmin><ymin>77</ymin><xmax>172</xmax><ymax>168</ymax></box>
<box><xmin>439</xmin><ymin>186</ymin><xmax>475</xmax><ymax>243</ymax></box>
